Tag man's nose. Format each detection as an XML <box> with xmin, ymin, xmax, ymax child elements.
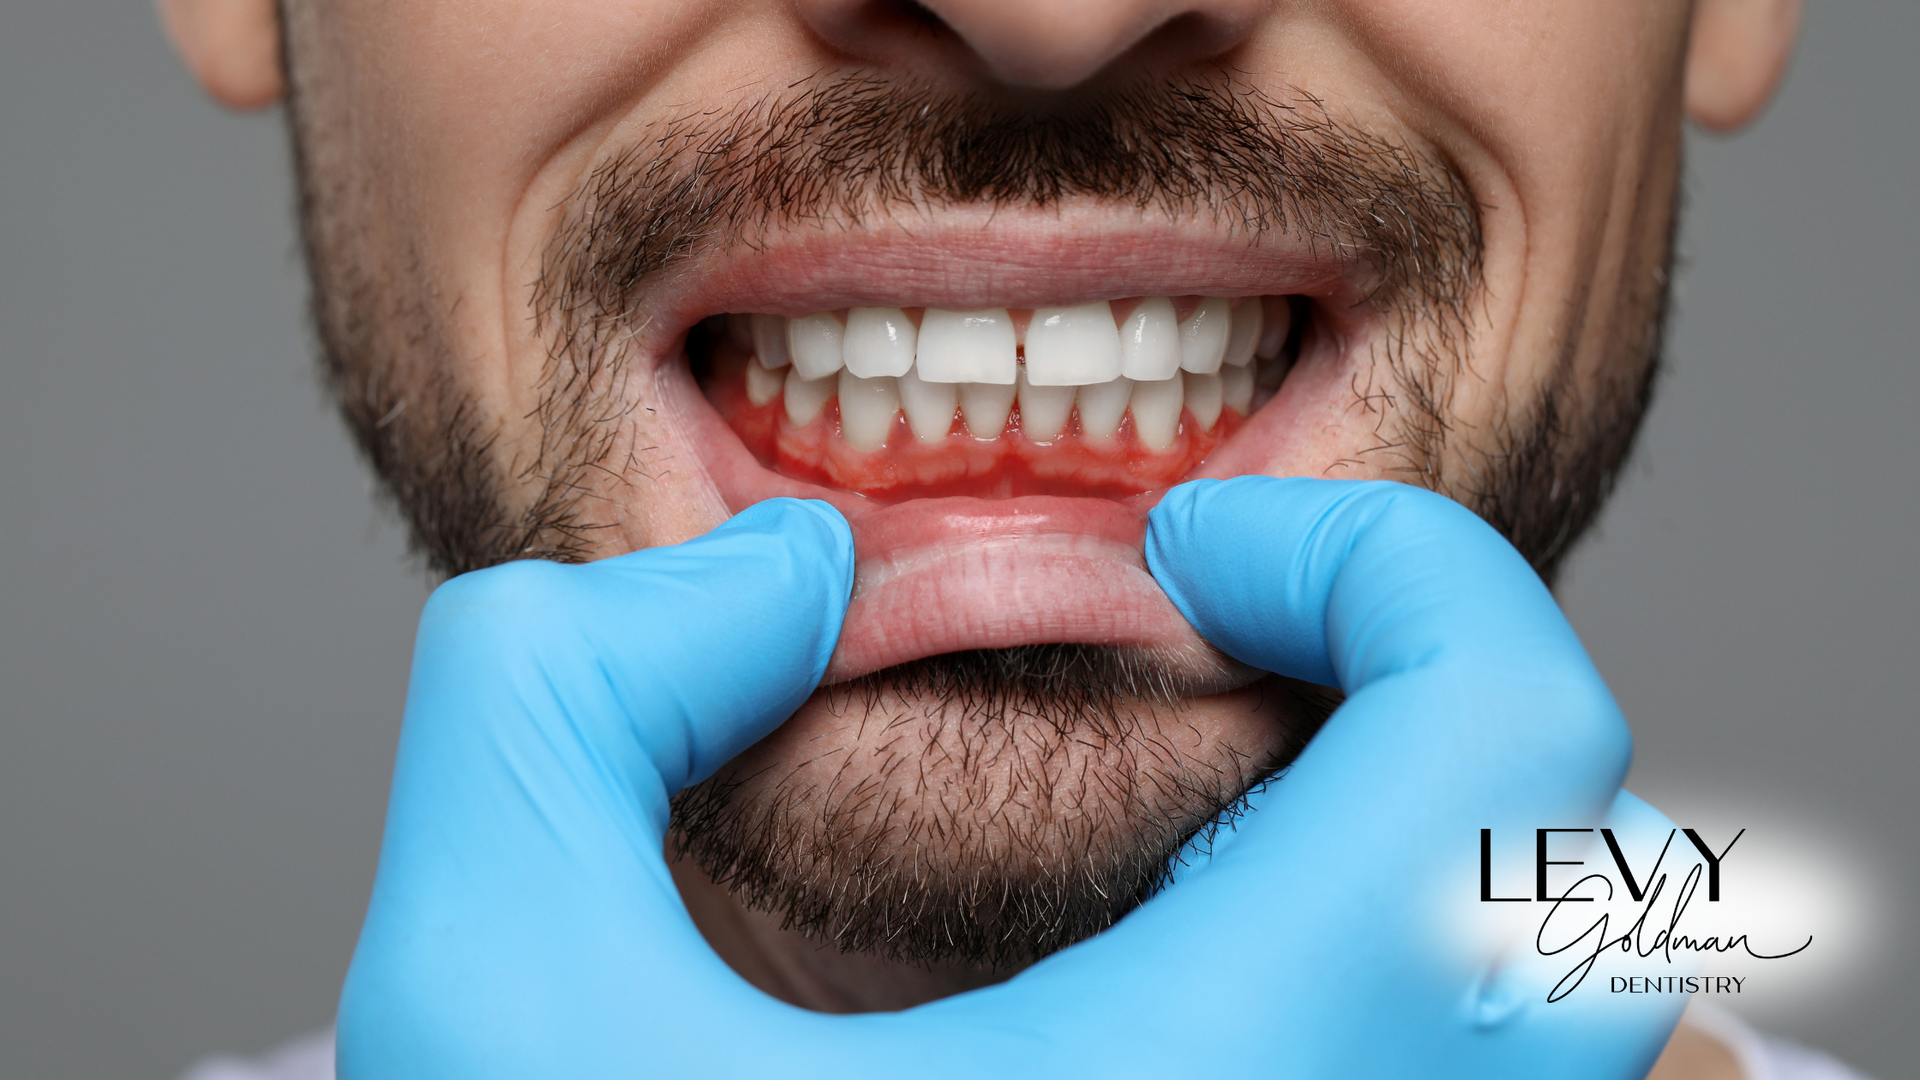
<box><xmin>794</xmin><ymin>0</ymin><xmax>1269</xmax><ymax>90</ymax></box>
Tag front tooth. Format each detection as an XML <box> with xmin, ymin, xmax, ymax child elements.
<box><xmin>837</xmin><ymin>371</ymin><xmax>900</xmax><ymax>451</ymax></box>
<box><xmin>787</xmin><ymin>313</ymin><xmax>846</xmax><ymax>380</ymax></box>
<box><xmin>1025</xmin><ymin>302</ymin><xmax>1122</xmax><ymax>385</ymax></box>
<box><xmin>1177</xmin><ymin>296</ymin><xmax>1231</xmax><ymax>374</ymax></box>
<box><xmin>1075</xmin><ymin>377</ymin><xmax>1133</xmax><ymax>440</ymax></box>
<box><xmin>1130</xmin><ymin>376</ymin><xmax>1185</xmax><ymax>450</ymax></box>
<box><xmin>1118</xmin><ymin>296</ymin><xmax>1181</xmax><ymax>381</ymax></box>
<box><xmin>784</xmin><ymin>367</ymin><xmax>836</xmax><ymax>426</ymax></box>
<box><xmin>1256</xmin><ymin>296</ymin><xmax>1293</xmax><ymax>360</ymax></box>
<box><xmin>916</xmin><ymin>308</ymin><xmax>1017</xmax><ymax>384</ymax></box>
<box><xmin>751</xmin><ymin>313</ymin><xmax>791</xmax><ymax>369</ymax></box>
<box><xmin>1183</xmin><ymin>370</ymin><xmax>1223</xmax><ymax>430</ymax></box>
<box><xmin>745</xmin><ymin>360</ymin><xmax>785</xmax><ymax>406</ymax></box>
<box><xmin>843</xmin><ymin>307</ymin><xmax>917</xmax><ymax>378</ymax></box>
<box><xmin>1221</xmin><ymin>361</ymin><xmax>1255</xmax><ymax>415</ymax></box>
<box><xmin>959</xmin><ymin>382</ymin><xmax>1017</xmax><ymax>438</ymax></box>
<box><xmin>1017</xmin><ymin>368</ymin><xmax>1075</xmax><ymax>441</ymax></box>
<box><xmin>898</xmin><ymin>366</ymin><xmax>959</xmax><ymax>443</ymax></box>
<box><xmin>1223</xmin><ymin>300</ymin><xmax>1261</xmax><ymax>367</ymax></box>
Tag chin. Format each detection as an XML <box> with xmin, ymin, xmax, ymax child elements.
<box><xmin>671</xmin><ymin>646</ymin><xmax>1337</xmax><ymax>968</ymax></box>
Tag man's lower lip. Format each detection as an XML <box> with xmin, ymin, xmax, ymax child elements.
<box><xmin>689</xmin><ymin>392</ymin><xmax>1223</xmax><ymax>682</ymax></box>
<box><xmin>827</xmin><ymin>495</ymin><xmax>1194</xmax><ymax>682</ymax></box>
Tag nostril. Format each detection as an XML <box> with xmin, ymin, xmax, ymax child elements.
<box><xmin>797</xmin><ymin>0</ymin><xmax>957</xmax><ymax>66</ymax></box>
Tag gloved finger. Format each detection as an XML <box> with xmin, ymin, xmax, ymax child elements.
<box><xmin>1145</xmin><ymin>477</ymin><xmax>1593</xmax><ymax>692</ymax></box>
<box><xmin>546</xmin><ymin>495</ymin><xmax>855</xmax><ymax>792</ymax></box>
<box><xmin>374</xmin><ymin>495</ymin><xmax>851</xmax><ymax>897</ymax></box>
<box><xmin>404</xmin><ymin>495</ymin><xmax>853</xmax><ymax>798</ymax></box>
<box><xmin>1140</xmin><ymin>477</ymin><xmax>1627</xmax><ymax>848</ymax></box>
<box><xmin>1136</xmin><ymin>474</ymin><xmax>1626</xmax><ymax>888</ymax></box>
<box><xmin>878</xmin><ymin>478</ymin><xmax>1647</xmax><ymax>1075</ymax></box>
<box><xmin>1142</xmin><ymin>477</ymin><xmax>1625</xmax><ymax>815</ymax></box>
<box><xmin>341</xmin><ymin>498</ymin><xmax>854</xmax><ymax>1078</ymax></box>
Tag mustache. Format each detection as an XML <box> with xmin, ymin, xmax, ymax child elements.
<box><xmin>536</xmin><ymin>72</ymin><xmax>1484</xmax><ymax>339</ymax></box>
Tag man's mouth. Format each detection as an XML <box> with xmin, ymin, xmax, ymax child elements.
<box><xmin>664</xmin><ymin>246</ymin><xmax>1343</xmax><ymax>688</ymax></box>
<box><xmin>696</xmin><ymin>294</ymin><xmax>1300</xmax><ymax>501</ymax></box>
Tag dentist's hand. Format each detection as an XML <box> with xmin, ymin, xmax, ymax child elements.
<box><xmin>339</xmin><ymin>481</ymin><xmax>1683</xmax><ymax>1079</ymax></box>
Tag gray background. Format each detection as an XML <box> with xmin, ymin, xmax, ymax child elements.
<box><xmin>1</xmin><ymin>2</ymin><xmax>1912</xmax><ymax>1078</ymax></box>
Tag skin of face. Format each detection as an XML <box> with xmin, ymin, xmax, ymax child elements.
<box><xmin>162</xmin><ymin>0</ymin><xmax>1799</xmax><ymax>1035</ymax></box>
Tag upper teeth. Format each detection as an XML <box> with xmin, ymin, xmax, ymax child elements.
<box><xmin>736</xmin><ymin>297</ymin><xmax>1286</xmax><ymax>451</ymax></box>
<box><xmin>917</xmin><ymin>308</ymin><xmax>1019</xmax><ymax>384</ymax></box>
<box><xmin>843</xmin><ymin>307</ymin><xmax>918</xmax><ymax>378</ymax></box>
<box><xmin>1028</xmin><ymin>302</ymin><xmax>1123</xmax><ymax>385</ymax></box>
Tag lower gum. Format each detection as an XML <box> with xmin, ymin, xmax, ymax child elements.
<box><xmin>706</xmin><ymin>357</ymin><xmax>1237</xmax><ymax>501</ymax></box>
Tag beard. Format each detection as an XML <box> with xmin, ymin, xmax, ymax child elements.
<box><xmin>284</xmin><ymin>59</ymin><xmax>1669</xmax><ymax>968</ymax></box>
<box><xmin>672</xmin><ymin>646</ymin><xmax>1339</xmax><ymax>969</ymax></box>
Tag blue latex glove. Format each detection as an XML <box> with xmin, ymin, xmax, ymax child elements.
<box><xmin>339</xmin><ymin>481</ymin><xmax>1684</xmax><ymax>1079</ymax></box>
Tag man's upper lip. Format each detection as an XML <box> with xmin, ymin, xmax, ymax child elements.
<box><xmin>630</xmin><ymin>204</ymin><xmax>1370</xmax><ymax>357</ymax></box>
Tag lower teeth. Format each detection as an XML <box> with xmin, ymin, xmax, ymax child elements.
<box><xmin>744</xmin><ymin>342</ymin><xmax>1289</xmax><ymax>450</ymax></box>
<box><xmin>1074</xmin><ymin>377</ymin><xmax>1133</xmax><ymax>441</ymax></box>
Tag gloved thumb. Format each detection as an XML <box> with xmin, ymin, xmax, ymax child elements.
<box><xmin>406</xmin><ymin>496</ymin><xmax>854</xmax><ymax>798</ymax></box>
